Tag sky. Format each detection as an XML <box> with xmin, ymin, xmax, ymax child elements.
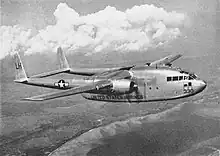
<box><xmin>0</xmin><ymin>0</ymin><xmax>192</xmax><ymax>59</ymax></box>
<box><xmin>0</xmin><ymin>0</ymin><xmax>219</xmax><ymax>61</ymax></box>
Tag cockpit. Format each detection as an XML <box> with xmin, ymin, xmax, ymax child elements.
<box><xmin>176</xmin><ymin>67</ymin><xmax>198</xmax><ymax>79</ymax></box>
<box><xmin>166</xmin><ymin>68</ymin><xmax>198</xmax><ymax>82</ymax></box>
<box><xmin>167</xmin><ymin>74</ymin><xmax>197</xmax><ymax>82</ymax></box>
<box><xmin>189</xmin><ymin>73</ymin><xmax>198</xmax><ymax>80</ymax></box>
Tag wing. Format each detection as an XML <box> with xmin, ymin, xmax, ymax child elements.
<box><xmin>30</xmin><ymin>68</ymin><xmax>98</xmax><ymax>78</ymax></box>
<box><xmin>30</xmin><ymin>66</ymin><xmax>135</xmax><ymax>78</ymax></box>
<box><xmin>147</xmin><ymin>54</ymin><xmax>182</xmax><ymax>67</ymax></box>
<box><xmin>23</xmin><ymin>80</ymin><xmax>112</xmax><ymax>101</ymax></box>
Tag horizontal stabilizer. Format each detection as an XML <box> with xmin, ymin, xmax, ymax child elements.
<box><xmin>22</xmin><ymin>80</ymin><xmax>112</xmax><ymax>101</ymax></box>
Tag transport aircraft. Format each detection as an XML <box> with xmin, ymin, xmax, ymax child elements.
<box><xmin>14</xmin><ymin>47</ymin><xmax>206</xmax><ymax>102</ymax></box>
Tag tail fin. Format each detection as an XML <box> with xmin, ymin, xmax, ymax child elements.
<box><xmin>57</xmin><ymin>47</ymin><xmax>70</xmax><ymax>69</ymax></box>
<box><xmin>14</xmin><ymin>53</ymin><xmax>28</xmax><ymax>83</ymax></box>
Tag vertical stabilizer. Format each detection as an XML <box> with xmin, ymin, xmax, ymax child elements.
<box><xmin>57</xmin><ymin>47</ymin><xmax>70</xmax><ymax>69</ymax></box>
<box><xmin>14</xmin><ymin>53</ymin><xmax>28</xmax><ymax>82</ymax></box>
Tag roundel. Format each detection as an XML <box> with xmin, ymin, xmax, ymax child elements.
<box><xmin>54</xmin><ymin>79</ymin><xmax>69</xmax><ymax>88</ymax></box>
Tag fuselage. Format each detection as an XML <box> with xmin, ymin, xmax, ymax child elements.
<box><xmin>81</xmin><ymin>66</ymin><xmax>207</xmax><ymax>102</ymax></box>
<box><xmin>22</xmin><ymin>66</ymin><xmax>206</xmax><ymax>103</ymax></box>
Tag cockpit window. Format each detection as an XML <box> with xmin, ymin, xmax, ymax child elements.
<box><xmin>189</xmin><ymin>76</ymin><xmax>194</xmax><ymax>80</ymax></box>
<box><xmin>167</xmin><ymin>75</ymin><xmax>195</xmax><ymax>82</ymax></box>
<box><xmin>167</xmin><ymin>75</ymin><xmax>190</xmax><ymax>82</ymax></box>
<box><xmin>178</xmin><ymin>68</ymin><xmax>198</xmax><ymax>80</ymax></box>
<box><xmin>184</xmin><ymin>76</ymin><xmax>188</xmax><ymax>80</ymax></box>
<box><xmin>189</xmin><ymin>74</ymin><xmax>197</xmax><ymax>79</ymax></box>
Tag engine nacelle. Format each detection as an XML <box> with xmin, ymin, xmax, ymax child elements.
<box><xmin>111</xmin><ymin>79</ymin><xmax>137</xmax><ymax>93</ymax></box>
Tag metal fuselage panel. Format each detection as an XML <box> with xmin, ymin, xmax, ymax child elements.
<box><xmin>82</xmin><ymin>67</ymin><xmax>205</xmax><ymax>102</ymax></box>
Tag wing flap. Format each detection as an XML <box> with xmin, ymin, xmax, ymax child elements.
<box><xmin>30</xmin><ymin>68</ymin><xmax>71</xmax><ymax>78</ymax></box>
<box><xmin>23</xmin><ymin>80</ymin><xmax>112</xmax><ymax>101</ymax></box>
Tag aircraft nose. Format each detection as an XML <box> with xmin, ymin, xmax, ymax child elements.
<box><xmin>196</xmin><ymin>80</ymin><xmax>207</xmax><ymax>93</ymax></box>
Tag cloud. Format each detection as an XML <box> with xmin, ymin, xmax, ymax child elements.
<box><xmin>0</xmin><ymin>3</ymin><xmax>188</xmax><ymax>59</ymax></box>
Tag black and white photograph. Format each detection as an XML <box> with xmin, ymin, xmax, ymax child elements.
<box><xmin>1</xmin><ymin>0</ymin><xmax>220</xmax><ymax>155</ymax></box>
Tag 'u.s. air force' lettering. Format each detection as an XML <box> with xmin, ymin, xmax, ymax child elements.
<box><xmin>54</xmin><ymin>79</ymin><xmax>69</xmax><ymax>88</ymax></box>
<box><xmin>91</xmin><ymin>94</ymin><xmax>143</xmax><ymax>100</ymax></box>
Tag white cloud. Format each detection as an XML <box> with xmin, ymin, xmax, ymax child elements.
<box><xmin>0</xmin><ymin>3</ymin><xmax>188</xmax><ymax>59</ymax></box>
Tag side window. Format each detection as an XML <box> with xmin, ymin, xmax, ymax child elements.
<box><xmin>167</xmin><ymin>77</ymin><xmax>172</xmax><ymax>82</ymax></box>
<box><xmin>173</xmin><ymin>76</ymin><xmax>178</xmax><ymax>81</ymax></box>
<box><xmin>179</xmin><ymin>76</ymin><xmax>183</xmax><ymax>81</ymax></box>
<box><xmin>189</xmin><ymin>76</ymin><xmax>193</xmax><ymax>80</ymax></box>
<box><xmin>184</xmin><ymin>76</ymin><xmax>189</xmax><ymax>80</ymax></box>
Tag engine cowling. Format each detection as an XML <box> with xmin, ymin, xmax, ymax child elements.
<box><xmin>111</xmin><ymin>79</ymin><xmax>137</xmax><ymax>93</ymax></box>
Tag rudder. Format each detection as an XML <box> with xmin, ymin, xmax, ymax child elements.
<box><xmin>14</xmin><ymin>53</ymin><xmax>28</xmax><ymax>82</ymax></box>
<box><xmin>57</xmin><ymin>47</ymin><xmax>70</xmax><ymax>69</ymax></box>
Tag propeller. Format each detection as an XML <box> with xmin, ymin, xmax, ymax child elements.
<box><xmin>130</xmin><ymin>81</ymin><xmax>142</xmax><ymax>101</ymax></box>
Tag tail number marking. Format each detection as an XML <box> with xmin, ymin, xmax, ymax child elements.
<box><xmin>15</xmin><ymin>62</ymin><xmax>22</xmax><ymax>69</ymax></box>
<box><xmin>183</xmin><ymin>83</ymin><xmax>194</xmax><ymax>93</ymax></box>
